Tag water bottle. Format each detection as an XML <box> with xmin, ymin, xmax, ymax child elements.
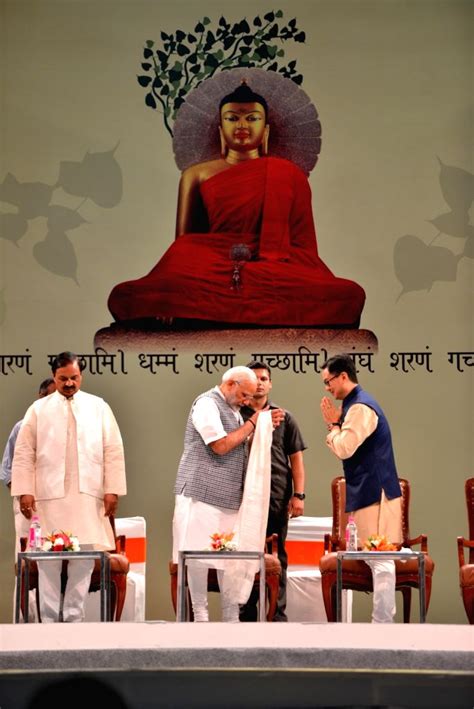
<box><xmin>345</xmin><ymin>515</ymin><xmax>358</xmax><ymax>551</ymax></box>
<box><xmin>28</xmin><ymin>515</ymin><xmax>42</xmax><ymax>551</ymax></box>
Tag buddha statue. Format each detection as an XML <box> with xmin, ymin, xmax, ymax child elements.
<box><xmin>108</xmin><ymin>82</ymin><xmax>365</xmax><ymax>328</ymax></box>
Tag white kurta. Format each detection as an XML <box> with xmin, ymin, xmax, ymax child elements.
<box><xmin>12</xmin><ymin>392</ymin><xmax>126</xmax><ymax>550</ymax></box>
<box><xmin>172</xmin><ymin>387</ymin><xmax>244</xmax><ymax>562</ymax></box>
<box><xmin>41</xmin><ymin>400</ymin><xmax>114</xmax><ymax>548</ymax></box>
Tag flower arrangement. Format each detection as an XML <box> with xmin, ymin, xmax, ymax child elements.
<box><xmin>208</xmin><ymin>532</ymin><xmax>236</xmax><ymax>552</ymax></box>
<box><xmin>42</xmin><ymin>530</ymin><xmax>80</xmax><ymax>552</ymax></box>
<box><xmin>363</xmin><ymin>535</ymin><xmax>398</xmax><ymax>552</ymax></box>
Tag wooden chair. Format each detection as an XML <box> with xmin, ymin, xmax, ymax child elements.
<box><xmin>169</xmin><ymin>534</ymin><xmax>282</xmax><ymax>621</ymax></box>
<box><xmin>319</xmin><ymin>477</ymin><xmax>435</xmax><ymax>622</ymax></box>
<box><xmin>17</xmin><ymin>516</ymin><xmax>130</xmax><ymax>621</ymax></box>
<box><xmin>457</xmin><ymin>477</ymin><xmax>474</xmax><ymax>623</ymax></box>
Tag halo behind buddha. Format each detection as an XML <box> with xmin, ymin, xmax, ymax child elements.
<box><xmin>173</xmin><ymin>68</ymin><xmax>321</xmax><ymax>175</ymax></box>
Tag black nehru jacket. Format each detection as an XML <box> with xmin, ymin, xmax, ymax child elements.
<box><xmin>241</xmin><ymin>401</ymin><xmax>306</xmax><ymax>514</ymax></box>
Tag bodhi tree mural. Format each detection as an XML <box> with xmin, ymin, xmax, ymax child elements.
<box><xmin>137</xmin><ymin>11</ymin><xmax>306</xmax><ymax>137</ymax></box>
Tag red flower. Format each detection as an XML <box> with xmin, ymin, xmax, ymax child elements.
<box><xmin>208</xmin><ymin>531</ymin><xmax>236</xmax><ymax>552</ymax></box>
<box><xmin>43</xmin><ymin>530</ymin><xmax>80</xmax><ymax>552</ymax></box>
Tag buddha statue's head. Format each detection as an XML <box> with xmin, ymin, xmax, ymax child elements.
<box><xmin>218</xmin><ymin>81</ymin><xmax>269</xmax><ymax>161</ymax></box>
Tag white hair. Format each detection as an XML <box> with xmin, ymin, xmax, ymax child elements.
<box><xmin>222</xmin><ymin>366</ymin><xmax>257</xmax><ymax>384</ymax></box>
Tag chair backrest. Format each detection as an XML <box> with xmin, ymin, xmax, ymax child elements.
<box><xmin>115</xmin><ymin>516</ymin><xmax>147</xmax><ymax>576</ymax></box>
<box><xmin>330</xmin><ymin>477</ymin><xmax>411</xmax><ymax>546</ymax></box>
<box><xmin>465</xmin><ymin>478</ymin><xmax>474</xmax><ymax>564</ymax></box>
<box><xmin>114</xmin><ymin>516</ymin><xmax>146</xmax><ymax>622</ymax></box>
<box><xmin>466</xmin><ymin>478</ymin><xmax>474</xmax><ymax>539</ymax></box>
<box><xmin>286</xmin><ymin>516</ymin><xmax>332</xmax><ymax>566</ymax></box>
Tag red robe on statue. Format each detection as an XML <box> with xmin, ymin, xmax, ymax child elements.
<box><xmin>108</xmin><ymin>157</ymin><xmax>365</xmax><ymax>327</ymax></box>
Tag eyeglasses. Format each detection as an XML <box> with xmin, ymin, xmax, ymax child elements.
<box><xmin>323</xmin><ymin>373</ymin><xmax>341</xmax><ymax>387</ymax></box>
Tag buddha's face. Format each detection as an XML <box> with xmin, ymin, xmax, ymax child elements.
<box><xmin>220</xmin><ymin>101</ymin><xmax>268</xmax><ymax>154</ymax></box>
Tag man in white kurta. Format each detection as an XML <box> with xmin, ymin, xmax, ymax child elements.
<box><xmin>172</xmin><ymin>366</ymin><xmax>283</xmax><ymax>622</ymax></box>
<box><xmin>11</xmin><ymin>352</ymin><xmax>127</xmax><ymax>622</ymax></box>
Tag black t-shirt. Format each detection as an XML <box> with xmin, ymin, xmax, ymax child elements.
<box><xmin>241</xmin><ymin>401</ymin><xmax>307</xmax><ymax>508</ymax></box>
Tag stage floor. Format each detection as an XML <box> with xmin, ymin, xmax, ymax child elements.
<box><xmin>1</xmin><ymin>622</ymin><xmax>472</xmax><ymax>707</ymax></box>
<box><xmin>1</xmin><ymin>621</ymin><xmax>472</xmax><ymax>670</ymax></box>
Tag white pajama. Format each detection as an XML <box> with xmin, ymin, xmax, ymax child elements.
<box><xmin>352</xmin><ymin>493</ymin><xmax>402</xmax><ymax>623</ymax></box>
<box><xmin>37</xmin><ymin>559</ymin><xmax>94</xmax><ymax>622</ymax></box>
<box><xmin>172</xmin><ymin>494</ymin><xmax>240</xmax><ymax>621</ymax></box>
<box><xmin>172</xmin><ymin>397</ymin><xmax>273</xmax><ymax>622</ymax></box>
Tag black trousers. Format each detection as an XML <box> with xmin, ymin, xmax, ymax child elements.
<box><xmin>239</xmin><ymin>505</ymin><xmax>289</xmax><ymax>622</ymax></box>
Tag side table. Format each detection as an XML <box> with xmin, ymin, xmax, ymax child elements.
<box><xmin>336</xmin><ymin>550</ymin><xmax>426</xmax><ymax>623</ymax></box>
<box><xmin>15</xmin><ymin>550</ymin><xmax>111</xmax><ymax>623</ymax></box>
<box><xmin>177</xmin><ymin>550</ymin><xmax>266</xmax><ymax>622</ymax></box>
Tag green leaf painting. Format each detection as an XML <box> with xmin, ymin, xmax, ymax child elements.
<box><xmin>137</xmin><ymin>11</ymin><xmax>306</xmax><ymax>137</ymax></box>
<box><xmin>0</xmin><ymin>146</ymin><xmax>123</xmax><ymax>283</ymax></box>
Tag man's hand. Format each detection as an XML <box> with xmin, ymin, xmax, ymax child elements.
<box><xmin>19</xmin><ymin>494</ymin><xmax>36</xmax><ymax>520</ymax></box>
<box><xmin>288</xmin><ymin>497</ymin><xmax>304</xmax><ymax>518</ymax></box>
<box><xmin>320</xmin><ymin>397</ymin><xmax>341</xmax><ymax>426</ymax></box>
<box><xmin>104</xmin><ymin>493</ymin><xmax>118</xmax><ymax>517</ymax></box>
<box><xmin>270</xmin><ymin>408</ymin><xmax>285</xmax><ymax>429</ymax></box>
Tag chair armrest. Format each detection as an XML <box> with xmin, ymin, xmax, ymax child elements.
<box><xmin>324</xmin><ymin>533</ymin><xmax>340</xmax><ymax>553</ymax></box>
<box><xmin>457</xmin><ymin>536</ymin><xmax>474</xmax><ymax>567</ymax></box>
<box><xmin>266</xmin><ymin>533</ymin><xmax>278</xmax><ymax>556</ymax></box>
<box><xmin>405</xmin><ymin>534</ymin><xmax>428</xmax><ymax>552</ymax></box>
<box><xmin>457</xmin><ymin>537</ymin><xmax>466</xmax><ymax>567</ymax></box>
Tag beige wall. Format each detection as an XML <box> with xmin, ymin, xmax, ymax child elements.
<box><xmin>0</xmin><ymin>0</ymin><xmax>472</xmax><ymax>623</ymax></box>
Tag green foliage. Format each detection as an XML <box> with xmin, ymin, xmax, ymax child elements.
<box><xmin>137</xmin><ymin>11</ymin><xmax>306</xmax><ymax>137</ymax></box>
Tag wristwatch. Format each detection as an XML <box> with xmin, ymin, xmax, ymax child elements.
<box><xmin>293</xmin><ymin>492</ymin><xmax>306</xmax><ymax>500</ymax></box>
